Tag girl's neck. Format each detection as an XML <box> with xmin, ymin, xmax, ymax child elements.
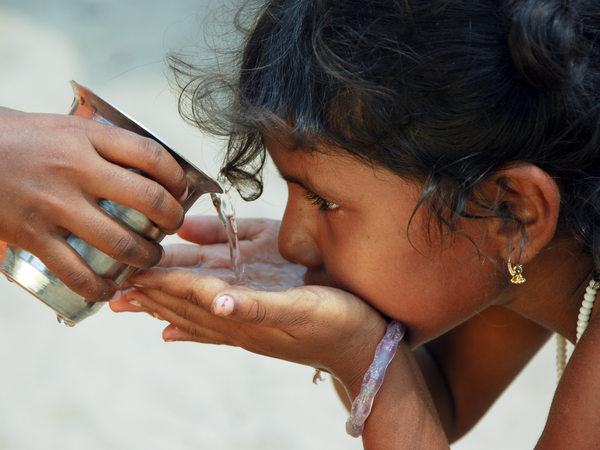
<box><xmin>501</xmin><ymin>239</ymin><xmax>596</xmax><ymax>344</ymax></box>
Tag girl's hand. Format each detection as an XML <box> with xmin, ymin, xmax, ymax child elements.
<box><xmin>113</xmin><ymin>271</ymin><xmax>448</xmax><ymax>448</ymax></box>
<box><xmin>0</xmin><ymin>108</ymin><xmax>188</xmax><ymax>302</ymax></box>
<box><xmin>111</xmin><ymin>215</ymin><xmax>387</xmax><ymax>388</ymax></box>
<box><xmin>113</xmin><ymin>268</ymin><xmax>388</xmax><ymax>393</ymax></box>
<box><xmin>150</xmin><ymin>215</ymin><xmax>307</xmax><ymax>291</ymax></box>
<box><xmin>110</xmin><ymin>216</ymin><xmax>448</xmax><ymax>446</ymax></box>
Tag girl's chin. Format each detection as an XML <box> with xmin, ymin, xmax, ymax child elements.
<box><xmin>302</xmin><ymin>269</ymin><xmax>333</xmax><ymax>287</ymax></box>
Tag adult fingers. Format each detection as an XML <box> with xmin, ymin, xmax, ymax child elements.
<box><xmin>56</xmin><ymin>202</ymin><xmax>164</xmax><ymax>269</ymax></box>
<box><xmin>31</xmin><ymin>235</ymin><xmax>122</xmax><ymax>302</ymax></box>
<box><xmin>86</xmin><ymin>121</ymin><xmax>188</xmax><ymax>202</ymax></box>
<box><xmin>89</xmin><ymin>166</ymin><xmax>184</xmax><ymax>235</ymax></box>
<box><xmin>11</xmin><ymin>195</ymin><xmax>164</xmax><ymax>273</ymax></box>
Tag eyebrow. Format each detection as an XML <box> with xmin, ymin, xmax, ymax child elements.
<box><xmin>275</xmin><ymin>165</ymin><xmax>348</xmax><ymax>203</ymax></box>
<box><xmin>275</xmin><ymin>167</ymin><xmax>313</xmax><ymax>192</ymax></box>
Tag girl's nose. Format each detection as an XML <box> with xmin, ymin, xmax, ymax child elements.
<box><xmin>278</xmin><ymin>185</ymin><xmax>323</xmax><ymax>268</ymax></box>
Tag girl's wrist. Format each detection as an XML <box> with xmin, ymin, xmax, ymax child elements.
<box><xmin>334</xmin><ymin>316</ymin><xmax>391</xmax><ymax>400</ymax></box>
<box><xmin>345</xmin><ymin>320</ymin><xmax>407</xmax><ymax>437</ymax></box>
<box><xmin>358</xmin><ymin>343</ymin><xmax>449</xmax><ymax>448</ymax></box>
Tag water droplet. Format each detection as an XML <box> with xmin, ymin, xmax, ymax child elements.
<box><xmin>313</xmin><ymin>369</ymin><xmax>326</xmax><ymax>386</ymax></box>
<box><xmin>56</xmin><ymin>315</ymin><xmax>75</xmax><ymax>328</ymax></box>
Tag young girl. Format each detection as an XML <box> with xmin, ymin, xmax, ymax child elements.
<box><xmin>112</xmin><ymin>0</ymin><xmax>600</xmax><ymax>447</ymax></box>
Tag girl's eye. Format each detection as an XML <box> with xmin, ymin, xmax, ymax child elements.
<box><xmin>305</xmin><ymin>191</ymin><xmax>340</xmax><ymax>212</ymax></box>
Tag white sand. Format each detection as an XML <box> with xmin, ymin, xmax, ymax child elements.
<box><xmin>0</xmin><ymin>2</ymin><xmax>558</xmax><ymax>448</ymax></box>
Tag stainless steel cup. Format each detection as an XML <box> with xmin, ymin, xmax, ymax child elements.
<box><xmin>0</xmin><ymin>81</ymin><xmax>222</xmax><ymax>325</ymax></box>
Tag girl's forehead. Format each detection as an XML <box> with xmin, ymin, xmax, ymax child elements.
<box><xmin>265</xmin><ymin>137</ymin><xmax>343</xmax><ymax>190</ymax></box>
<box><xmin>265</xmin><ymin>135</ymin><xmax>413</xmax><ymax>196</ymax></box>
<box><xmin>265</xmin><ymin>136</ymin><xmax>366</xmax><ymax>178</ymax></box>
<box><xmin>264</xmin><ymin>135</ymin><xmax>370</xmax><ymax>169</ymax></box>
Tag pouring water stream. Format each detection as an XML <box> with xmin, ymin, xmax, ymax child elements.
<box><xmin>211</xmin><ymin>189</ymin><xmax>244</xmax><ymax>282</ymax></box>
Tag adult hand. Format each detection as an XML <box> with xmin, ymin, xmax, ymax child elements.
<box><xmin>0</xmin><ymin>107</ymin><xmax>188</xmax><ymax>302</ymax></box>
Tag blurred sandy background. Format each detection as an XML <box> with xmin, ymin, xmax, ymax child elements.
<box><xmin>0</xmin><ymin>1</ymin><xmax>559</xmax><ymax>449</ymax></box>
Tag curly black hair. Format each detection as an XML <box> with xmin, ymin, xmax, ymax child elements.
<box><xmin>168</xmin><ymin>0</ymin><xmax>600</xmax><ymax>265</ymax></box>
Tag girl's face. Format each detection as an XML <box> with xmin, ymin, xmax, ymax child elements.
<box><xmin>266</xmin><ymin>138</ymin><xmax>505</xmax><ymax>348</ymax></box>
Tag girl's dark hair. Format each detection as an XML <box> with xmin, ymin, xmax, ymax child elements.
<box><xmin>169</xmin><ymin>0</ymin><xmax>600</xmax><ymax>264</ymax></box>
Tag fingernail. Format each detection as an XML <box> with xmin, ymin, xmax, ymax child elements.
<box><xmin>159</xmin><ymin>248</ymin><xmax>166</xmax><ymax>265</ymax></box>
<box><xmin>131</xmin><ymin>283</ymin><xmax>145</xmax><ymax>288</ymax></box>
<box><xmin>164</xmin><ymin>327</ymin><xmax>180</xmax><ymax>342</ymax></box>
<box><xmin>129</xmin><ymin>299</ymin><xmax>142</xmax><ymax>307</ymax></box>
<box><xmin>108</xmin><ymin>290</ymin><xmax>122</xmax><ymax>303</ymax></box>
<box><xmin>178</xmin><ymin>186</ymin><xmax>189</xmax><ymax>203</ymax></box>
<box><xmin>213</xmin><ymin>295</ymin><xmax>234</xmax><ymax>317</ymax></box>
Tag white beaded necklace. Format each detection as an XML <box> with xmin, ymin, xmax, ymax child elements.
<box><xmin>556</xmin><ymin>273</ymin><xmax>600</xmax><ymax>380</ymax></box>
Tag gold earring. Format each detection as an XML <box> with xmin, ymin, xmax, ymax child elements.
<box><xmin>508</xmin><ymin>257</ymin><xmax>526</xmax><ymax>284</ymax></box>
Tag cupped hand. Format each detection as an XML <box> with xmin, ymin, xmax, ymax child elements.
<box><xmin>110</xmin><ymin>216</ymin><xmax>388</xmax><ymax>389</ymax></box>
<box><xmin>154</xmin><ymin>215</ymin><xmax>306</xmax><ymax>291</ymax></box>
<box><xmin>0</xmin><ymin>108</ymin><xmax>188</xmax><ymax>301</ymax></box>
<box><xmin>112</xmin><ymin>267</ymin><xmax>388</xmax><ymax>391</ymax></box>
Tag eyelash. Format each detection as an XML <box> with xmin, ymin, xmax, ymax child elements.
<box><xmin>305</xmin><ymin>191</ymin><xmax>340</xmax><ymax>213</ymax></box>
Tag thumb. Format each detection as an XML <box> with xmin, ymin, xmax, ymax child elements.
<box><xmin>211</xmin><ymin>285</ymin><xmax>332</xmax><ymax>328</ymax></box>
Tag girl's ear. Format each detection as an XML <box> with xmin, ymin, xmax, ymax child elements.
<box><xmin>483</xmin><ymin>163</ymin><xmax>560</xmax><ymax>265</ymax></box>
